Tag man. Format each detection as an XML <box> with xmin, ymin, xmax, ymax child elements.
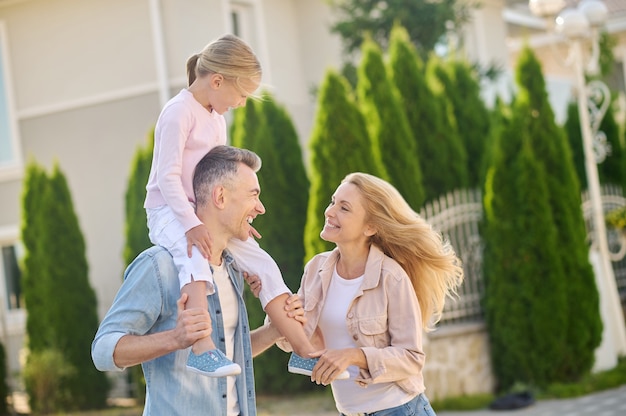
<box><xmin>92</xmin><ymin>145</ymin><xmax>298</xmax><ymax>415</ymax></box>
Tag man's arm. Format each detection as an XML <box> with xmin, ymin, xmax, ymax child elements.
<box><xmin>250</xmin><ymin>323</ymin><xmax>282</xmax><ymax>357</ymax></box>
<box><xmin>113</xmin><ymin>294</ymin><xmax>212</xmax><ymax>367</ymax></box>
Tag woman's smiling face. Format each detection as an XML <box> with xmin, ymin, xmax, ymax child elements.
<box><xmin>321</xmin><ymin>182</ymin><xmax>373</xmax><ymax>246</ymax></box>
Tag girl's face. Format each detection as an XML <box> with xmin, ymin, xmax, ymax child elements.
<box><xmin>210</xmin><ymin>76</ymin><xmax>259</xmax><ymax>114</ymax></box>
<box><xmin>321</xmin><ymin>182</ymin><xmax>375</xmax><ymax>246</ymax></box>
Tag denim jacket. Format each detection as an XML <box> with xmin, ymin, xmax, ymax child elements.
<box><xmin>92</xmin><ymin>246</ymin><xmax>256</xmax><ymax>416</ymax></box>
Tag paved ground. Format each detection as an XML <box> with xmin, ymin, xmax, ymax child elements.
<box><xmin>438</xmin><ymin>384</ymin><xmax>626</xmax><ymax>416</ymax></box>
<box><xmin>257</xmin><ymin>384</ymin><xmax>626</xmax><ymax>416</ymax></box>
<box><xmin>11</xmin><ymin>383</ymin><xmax>623</xmax><ymax>415</ymax></box>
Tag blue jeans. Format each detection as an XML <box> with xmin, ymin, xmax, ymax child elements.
<box><xmin>341</xmin><ymin>393</ymin><xmax>436</xmax><ymax>416</ymax></box>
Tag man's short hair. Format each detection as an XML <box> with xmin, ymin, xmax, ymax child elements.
<box><xmin>193</xmin><ymin>145</ymin><xmax>262</xmax><ymax>208</ymax></box>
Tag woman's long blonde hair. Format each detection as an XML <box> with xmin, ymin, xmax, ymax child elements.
<box><xmin>343</xmin><ymin>172</ymin><xmax>464</xmax><ymax>331</ymax></box>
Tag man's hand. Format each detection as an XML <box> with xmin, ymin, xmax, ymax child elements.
<box><xmin>172</xmin><ymin>293</ymin><xmax>212</xmax><ymax>349</ymax></box>
<box><xmin>185</xmin><ymin>225</ymin><xmax>213</xmax><ymax>258</ymax></box>
<box><xmin>245</xmin><ymin>272</ymin><xmax>262</xmax><ymax>298</ymax></box>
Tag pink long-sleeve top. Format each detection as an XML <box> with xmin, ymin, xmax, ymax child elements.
<box><xmin>144</xmin><ymin>89</ymin><xmax>227</xmax><ymax>232</ymax></box>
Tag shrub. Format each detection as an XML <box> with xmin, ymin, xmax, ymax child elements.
<box><xmin>22</xmin><ymin>349</ymin><xmax>75</xmax><ymax>414</ymax></box>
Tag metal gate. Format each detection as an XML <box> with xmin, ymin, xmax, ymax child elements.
<box><xmin>421</xmin><ymin>185</ymin><xmax>626</xmax><ymax>326</ymax></box>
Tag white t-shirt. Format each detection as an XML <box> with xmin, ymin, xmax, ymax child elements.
<box><xmin>319</xmin><ymin>267</ymin><xmax>412</xmax><ymax>414</ymax></box>
<box><xmin>212</xmin><ymin>262</ymin><xmax>240</xmax><ymax>416</ymax></box>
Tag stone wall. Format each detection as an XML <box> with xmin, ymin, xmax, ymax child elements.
<box><xmin>422</xmin><ymin>322</ymin><xmax>494</xmax><ymax>400</ymax></box>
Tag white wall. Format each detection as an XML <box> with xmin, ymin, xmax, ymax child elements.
<box><xmin>0</xmin><ymin>0</ymin><xmax>344</xmax><ymax>334</ymax></box>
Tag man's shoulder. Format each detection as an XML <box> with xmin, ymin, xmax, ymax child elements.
<box><xmin>124</xmin><ymin>246</ymin><xmax>176</xmax><ymax>280</ymax></box>
<box><xmin>134</xmin><ymin>245</ymin><xmax>172</xmax><ymax>262</ymax></box>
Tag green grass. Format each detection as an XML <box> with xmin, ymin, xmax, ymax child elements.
<box><xmin>430</xmin><ymin>393</ymin><xmax>494</xmax><ymax>411</ymax></box>
<box><xmin>540</xmin><ymin>356</ymin><xmax>626</xmax><ymax>399</ymax></box>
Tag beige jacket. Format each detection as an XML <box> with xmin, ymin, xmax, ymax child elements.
<box><xmin>281</xmin><ymin>245</ymin><xmax>426</xmax><ymax>395</ymax></box>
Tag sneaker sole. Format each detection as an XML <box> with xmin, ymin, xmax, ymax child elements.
<box><xmin>288</xmin><ymin>366</ymin><xmax>312</xmax><ymax>377</ymax></box>
<box><xmin>187</xmin><ymin>364</ymin><xmax>242</xmax><ymax>378</ymax></box>
<box><xmin>288</xmin><ymin>366</ymin><xmax>350</xmax><ymax>380</ymax></box>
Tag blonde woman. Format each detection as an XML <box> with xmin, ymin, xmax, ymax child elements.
<box><xmin>145</xmin><ymin>34</ymin><xmax>324</xmax><ymax>378</ymax></box>
<box><xmin>280</xmin><ymin>172</ymin><xmax>464</xmax><ymax>415</ymax></box>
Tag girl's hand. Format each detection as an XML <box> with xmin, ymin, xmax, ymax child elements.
<box><xmin>185</xmin><ymin>225</ymin><xmax>213</xmax><ymax>258</ymax></box>
<box><xmin>249</xmin><ymin>225</ymin><xmax>262</xmax><ymax>239</ymax></box>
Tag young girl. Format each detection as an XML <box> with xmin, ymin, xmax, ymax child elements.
<box><xmin>144</xmin><ymin>34</ymin><xmax>343</xmax><ymax>379</ymax></box>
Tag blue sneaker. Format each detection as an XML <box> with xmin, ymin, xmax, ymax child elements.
<box><xmin>288</xmin><ymin>353</ymin><xmax>349</xmax><ymax>380</ymax></box>
<box><xmin>187</xmin><ymin>349</ymin><xmax>241</xmax><ymax>377</ymax></box>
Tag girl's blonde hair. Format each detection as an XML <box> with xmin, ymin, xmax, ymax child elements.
<box><xmin>186</xmin><ymin>34</ymin><xmax>262</xmax><ymax>95</ymax></box>
<box><xmin>342</xmin><ymin>172</ymin><xmax>464</xmax><ymax>331</ymax></box>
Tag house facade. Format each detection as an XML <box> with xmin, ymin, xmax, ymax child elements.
<box><xmin>0</xmin><ymin>0</ymin><xmax>625</xmax><ymax>400</ymax></box>
<box><xmin>0</xmin><ymin>0</ymin><xmax>344</xmax><ymax>377</ymax></box>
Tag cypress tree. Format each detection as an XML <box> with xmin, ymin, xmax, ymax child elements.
<box><xmin>257</xmin><ymin>94</ymin><xmax>310</xmax><ymax>284</ymax></box>
<box><xmin>424</xmin><ymin>55</ymin><xmax>469</xmax><ymax>194</ymax></box>
<box><xmin>480</xmin><ymin>97</ymin><xmax>511</xmax><ymax>188</ymax></box>
<box><xmin>230</xmin><ymin>95</ymin><xmax>313</xmax><ymax>393</ymax></box>
<box><xmin>388</xmin><ymin>25</ymin><xmax>467</xmax><ymax>202</ymax></box>
<box><xmin>565</xmin><ymin>99</ymin><xmax>625</xmax><ymax>190</ymax></box>
<box><xmin>22</xmin><ymin>162</ymin><xmax>109</xmax><ymax>410</ymax></box>
<box><xmin>483</xmin><ymin>99</ymin><xmax>568</xmax><ymax>391</ymax></box>
<box><xmin>305</xmin><ymin>69</ymin><xmax>388</xmax><ymax>261</ymax></box>
<box><xmin>356</xmin><ymin>37</ymin><xmax>425</xmax><ymax>210</ymax></box>
<box><xmin>21</xmin><ymin>162</ymin><xmax>50</xmax><ymax>352</ymax></box>
<box><xmin>124</xmin><ymin>130</ymin><xmax>154</xmax><ymax>266</ymax></box>
<box><xmin>436</xmin><ymin>57</ymin><xmax>491</xmax><ymax>188</ymax></box>
<box><xmin>517</xmin><ymin>46</ymin><xmax>601</xmax><ymax>380</ymax></box>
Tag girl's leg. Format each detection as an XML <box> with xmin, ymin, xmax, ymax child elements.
<box><xmin>148</xmin><ymin>206</ymin><xmax>239</xmax><ymax>376</ymax></box>
<box><xmin>181</xmin><ymin>279</ymin><xmax>216</xmax><ymax>354</ymax></box>
<box><xmin>183</xmin><ymin>275</ymin><xmax>241</xmax><ymax>378</ymax></box>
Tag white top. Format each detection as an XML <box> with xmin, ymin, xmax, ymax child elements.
<box><xmin>212</xmin><ymin>262</ymin><xmax>240</xmax><ymax>416</ymax></box>
<box><xmin>320</xmin><ymin>267</ymin><xmax>412</xmax><ymax>414</ymax></box>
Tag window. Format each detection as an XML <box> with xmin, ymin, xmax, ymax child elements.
<box><xmin>0</xmin><ymin>226</ymin><xmax>22</xmax><ymax>312</ymax></box>
<box><xmin>230</xmin><ymin>3</ymin><xmax>253</xmax><ymax>41</ymax></box>
<box><xmin>231</xmin><ymin>10</ymin><xmax>240</xmax><ymax>37</ymax></box>
<box><xmin>0</xmin><ymin>21</ymin><xmax>22</xmax><ymax>179</ymax></box>
<box><xmin>1</xmin><ymin>244</ymin><xmax>21</xmax><ymax>310</ymax></box>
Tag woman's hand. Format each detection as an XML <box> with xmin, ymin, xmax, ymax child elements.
<box><xmin>284</xmin><ymin>294</ymin><xmax>306</xmax><ymax>324</ymax></box>
<box><xmin>310</xmin><ymin>348</ymin><xmax>363</xmax><ymax>385</ymax></box>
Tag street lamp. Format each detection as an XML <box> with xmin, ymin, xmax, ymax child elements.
<box><xmin>529</xmin><ymin>0</ymin><xmax>626</xmax><ymax>371</ymax></box>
